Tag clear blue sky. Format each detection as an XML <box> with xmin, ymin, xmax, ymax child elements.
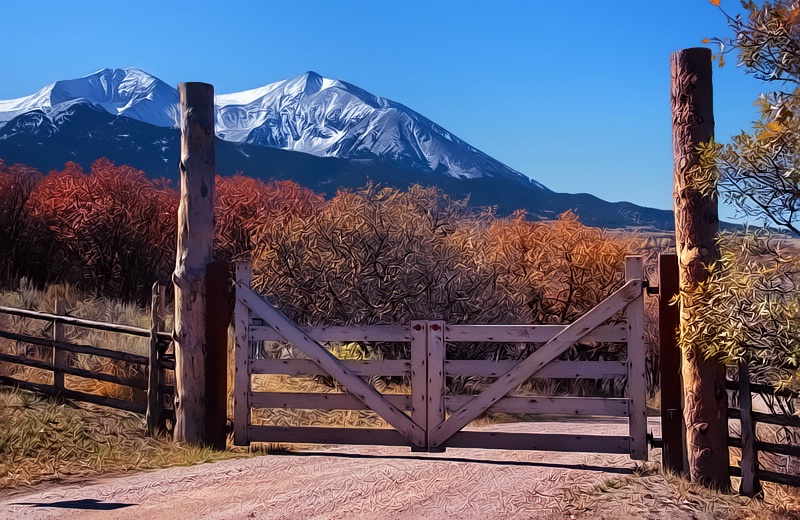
<box><xmin>2</xmin><ymin>0</ymin><xmax>769</xmax><ymax>220</ymax></box>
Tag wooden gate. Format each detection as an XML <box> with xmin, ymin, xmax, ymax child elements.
<box><xmin>233</xmin><ymin>256</ymin><xmax>647</xmax><ymax>459</ymax></box>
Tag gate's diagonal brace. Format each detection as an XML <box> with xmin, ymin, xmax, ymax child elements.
<box><xmin>428</xmin><ymin>279</ymin><xmax>643</xmax><ymax>449</ymax></box>
<box><xmin>238</xmin><ymin>286</ymin><xmax>427</xmax><ymax>448</ymax></box>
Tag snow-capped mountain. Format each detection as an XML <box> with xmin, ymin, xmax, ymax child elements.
<box><xmin>0</xmin><ymin>68</ymin><xmax>179</xmax><ymax>129</ymax></box>
<box><xmin>0</xmin><ymin>68</ymin><xmax>545</xmax><ymax>189</ymax></box>
<box><xmin>0</xmin><ymin>68</ymin><xmax>681</xmax><ymax>229</ymax></box>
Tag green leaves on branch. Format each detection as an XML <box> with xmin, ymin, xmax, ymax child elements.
<box><xmin>677</xmin><ymin>230</ymin><xmax>800</xmax><ymax>390</ymax></box>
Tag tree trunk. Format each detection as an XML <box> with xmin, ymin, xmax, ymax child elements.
<box><xmin>670</xmin><ymin>47</ymin><xmax>730</xmax><ymax>490</ymax></box>
<box><xmin>174</xmin><ymin>82</ymin><xmax>216</xmax><ymax>445</ymax></box>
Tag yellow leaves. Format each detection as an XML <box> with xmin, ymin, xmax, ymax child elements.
<box><xmin>766</xmin><ymin>121</ymin><xmax>783</xmax><ymax>133</ymax></box>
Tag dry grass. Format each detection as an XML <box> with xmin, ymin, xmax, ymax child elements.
<box><xmin>563</xmin><ymin>461</ymin><xmax>800</xmax><ymax>519</ymax></box>
<box><xmin>0</xmin><ymin>386</ymin><xmax>242</xmax><ymax>490</ymax></box>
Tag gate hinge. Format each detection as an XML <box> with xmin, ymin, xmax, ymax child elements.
<box><xmin>643</xmin><ymin>277</ymin><xmax>659</xmax><ymax>296</ymax></box>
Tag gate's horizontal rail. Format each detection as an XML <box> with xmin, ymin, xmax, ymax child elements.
<box><xmin>248</xmin><ymin>425</ymin><xmax>409</xmax><ymax>446</ymax></box>
<box><xmin>444</xmin><ymin>396</ymin><xmax>629</xmax><ymax>417</ymax></box>
<box><xmin>249</xmin><ymin>323</ymin><xmax>627</xmax><ymax>344</ymax></box>
<box><xmin>249</xmin><ymin>391</ymin><xmax>629</xmax><ymax>418</ymax></box>
<box><xmin>250</xmin><ymin>358</ymin><xmax>411</xmax><ymax>377</ymax></box>
<box><xmin>251</xmin><ymin>391</ymin><xmax>412</xmax><ymax>411</ymax></box>
<box><xmin>445</xmin><ymin>431</ymin><xmax>631</xmax><ymax>453</ymax></box>
<box><xmin>445</xmin><ymin>360</ymin><xmax>627</xmax><ymax>378</ymax></box>
<box><xmin>249</xmin><ymin>358</ymin><xmax>627</xmax><ymax>379</ymax></box>
<box><xmin>445</xmin><ymin>323</ymin><xmax>628</xmax><ymax>343</ymax></box>
<box><xmin>250</xmin><ymin>325</ymin><xmax>412</xmax><ymax>342</ymax></box>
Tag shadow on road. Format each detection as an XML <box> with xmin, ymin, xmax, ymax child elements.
<box><xmin>273</xmin><ymin>450</ymin><xmax>637</xmax><ymax>475</ymax></box>
<box><xmin>11</xmin><ymin>498</ymin><xmax>137</xmax><ymax>511</ymax></box>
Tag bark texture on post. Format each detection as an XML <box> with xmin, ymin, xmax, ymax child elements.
<box><xmin>174</xmin><ymin>82</ymin><xmax>216</xmax><ymax>445</ymax></box>
<box><xmin>670</xmin><ymin>47</ymin><xmax>729</xmax><ymax>489</ymax></box>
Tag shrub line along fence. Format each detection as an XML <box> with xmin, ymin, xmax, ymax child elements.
<box><xmin>0</xmin><ymin>282</ymin><xmax>174</xmax><ymax>434</ymax></box>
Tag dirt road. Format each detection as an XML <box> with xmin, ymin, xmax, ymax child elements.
<box><xmin>0</xmin><ymin>420</ymin><xmax>674</xmax><ymax>520</ymax></box>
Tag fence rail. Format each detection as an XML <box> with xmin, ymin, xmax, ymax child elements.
<box><xmin>0</xmin><ymin>283</ymin><xmax>174</xmax><ymax>434</ymax></box>
<box><xmin>727</xmin><ymin>362</ymin><xmax>800</xmax><ymax>495</ymax></box>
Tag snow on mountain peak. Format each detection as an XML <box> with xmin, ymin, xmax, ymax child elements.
<box><xmin>0</xmin><ymin>69</ymin><xmax>546</xmax><ymax>189</ymax></box>
<box><xmin>0</xmin><ymin>68</ymin><xmax>179</xmax><ymax>129</ymax></box>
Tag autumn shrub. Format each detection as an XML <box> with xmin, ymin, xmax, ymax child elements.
<box><xmin>215</xmin><ymin>175</ymin><xmax>323</xmax><ymax>264</ymax></box>
<box><xmin>251</xmin><ymin>183</ymin><xmax>641</xmax><ymax>381</ymax></box>
<box><xmin>0</xmin><ymin>160</ymin><xmax>47</xmax><ymax>287</ymax></box>
<box><xmin>6</xmin><ymin>159</ymin><xmax>320</xmax><ymax>303</ymax></box>
<box><xmin>25</xmin><ymin>159</ymin><xmax>178</xmax><ymax>303</ymax></box>
<box><xmin>479</xmin><ymin>211</ymin><xmax>635</xmax><ymax>324</ymax></box>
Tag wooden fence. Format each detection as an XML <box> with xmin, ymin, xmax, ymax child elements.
<box><xmin>0</xmin><ymin>283</ymin><xmax>174</xmax><ymax>434</ymax></box>
<box><xmin>728</xmin><ymin>362</ymin><xmax>800</xmax><ymax>495</ymax></box>
<box><xmin>233</xmin><ymin>256</ymin><xmax>648</xmax><ymax>457</ymax></box>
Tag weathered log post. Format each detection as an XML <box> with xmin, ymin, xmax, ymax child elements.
<box><xmin>173</xmin><ymin>82</ymin><xmax>216</xmax><ymax>445</ymax></box>
<box><xmin>670</xmin><ymin>47</ymin><xmax>729</xmax><ymax>489</ymax></box>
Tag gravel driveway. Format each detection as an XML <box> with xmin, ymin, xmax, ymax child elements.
<box><xmin>0</xmin><ymin>419</ymin><xmax>673</xmax><ymax>520</ymax></box>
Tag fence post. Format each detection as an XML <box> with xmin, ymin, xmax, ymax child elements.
<box><xmin>410</xmin><ymin>320</ymin><xmax>428</xmax><ymax>451</ymax></box>
<box><xmin>738</xmin><ymin>361</ymin><xmax>762</xmax><ymax>496</ymax></box>
<box><xmin>659</xmin><ymin>253</ymin><xmax>688</xmax><ymax>474</ymax></box>
<box><xmin>206</xmin><ymin>261</ymin><xmax>232</xmax><ymax>450</ymax></box>
<box><xmin>52</xmin><ymin>299</ymin><xmax>66</xmax><ymax>393</ymax></box>
<box><xmin>233</xmin><ymin>261</ymin><xmax>252</xmax><ymax>447</ymax></box>
<box><xmin>625</xmin><ymin>256</ymin><xmax>648</xmax><ymax>460</ymax></box>
<box><xmin>427</xmin><ymin>321</ymin><xmax>446</xmax><ymax>452</ymax></box>
<box><xmin>146</xmin><ymin>282</ymin><xmax>165</xmax><ymax>436</ymax></box>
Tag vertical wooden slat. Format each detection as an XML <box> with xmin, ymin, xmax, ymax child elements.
<box><xmin>146</xmin><ymin>282</ymin><xmax>164</xmax><ymax>436</ymax></box>
<box><xmin>427</xmin><ymin>321</ymin><xmax>446</xmax><ymax>451</ymax></box>
<box><xmin>52</xmin><ymin>299</ymin><xmax>66</xmax><ymax>392</ymax></box>
<box><xmin>410</xmin><ymin>320</ymin><xmax>427</xmax><ymax>447</ymax></box>
<box><xmin>658</xmin><ymin>253</ymin><xmax>687</xmax><ymax>474</ymax></box>
<box><xmin>157</xmin><ymin>284</ymin><xmax>169</xmax><ymax>431</ymax></box>
<box><xmin>738</xmin><ymin>362</ymin><xmax>762</xmax><ymax>497</ymax></box>
<box><xmin>233</xmin><ymin>262</ymin><xmax>252</xmax><ymax>446</ymax></box>
<box><xmin>625</xmin><ymin>256</ymin><xmax>648</xmax><ymax>461</ymax></box>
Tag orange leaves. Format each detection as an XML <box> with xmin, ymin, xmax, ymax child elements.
<box><xmin>709</xmin><ymin>0</ymin><xmax>720</xmax><ymax>6</ymax></box>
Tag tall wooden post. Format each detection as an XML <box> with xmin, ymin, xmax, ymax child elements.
<box><xmin>670</xmin><ymin>48</ymin><xmax>729</xmax><ymax>489</ymax></box>
<box><xmin>174</xmin><ymin>82</ymin><xmax>216</xmax><ymax>445</ymax></box>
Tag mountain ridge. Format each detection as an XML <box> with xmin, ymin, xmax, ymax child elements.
<box><xmin>0</xmin><ymin>68</ymin><xmax>676</xmax><ymax>230</ymax></box>
<box><xmin>0</xmin><ymin>68</ymin><xmax>542</xmax><ymax>187</ymax></box>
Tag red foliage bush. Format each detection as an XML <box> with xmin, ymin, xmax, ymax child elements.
<box><xmin>26</xmin><ymin>159</ymin><xmax>178</xmax><ymax>301</ymax></box>
<box><xmin>0</xmin><ymin>160</ymin><xmax>46</xmax><ymax>285</ymax></box>
<box><xmin>215</xmin><ymin>175</ymin><xmax>323</xmax><ymax>264</ymax></box>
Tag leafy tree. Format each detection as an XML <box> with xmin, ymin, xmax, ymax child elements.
<box><xmin>683</xmin><ymin>0</ymin><xmax>800</xmax><ymax>389</ymax></box>
<box><xmin>702</xmin><ymin>0</ymin><xmax>800</xmax><ymax>235</ymax></box>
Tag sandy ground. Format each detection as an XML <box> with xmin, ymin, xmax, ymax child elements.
<box><xmin>0</xmin><ymin>418</ymin><xmax>686</xmax><ymax>520</ymax></box>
